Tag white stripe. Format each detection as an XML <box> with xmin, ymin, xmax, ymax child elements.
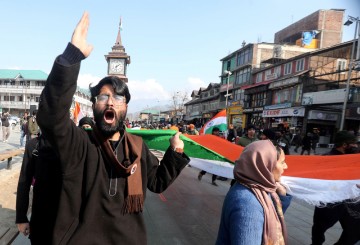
<box><xmin>189</xmin><ymin>157</ymin><xmax>234</xmax><ymax>179</ymax></box>
<box><xmin>281</xmin><ymin>176</ymin><xmax>360</xmax><ymax>206</ymax></box>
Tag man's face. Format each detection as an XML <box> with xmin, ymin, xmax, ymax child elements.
<box><xmin>344</xmin><ymin>143</ymin><xmax>359</xmax><ymax>154</ymax></box>
<box><xmin>247</xmin><ymin>128</ymin><xmax>255</xmax><ymax>138</ymax></box>
<box><xmin>93</xmin><ymin>84</ymin><xmax>128</xmax><ymax>137</ymax></box>
<box><xmin>212</xmin><ymin>131</ymin><xmax>220</xmax><ymax>137</ymax></box>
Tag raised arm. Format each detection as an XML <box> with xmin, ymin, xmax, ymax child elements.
<box><xmin>71</xmin><ymin>11</ymin><xmax>93</xmax><ymax>58</ymax></box>
<box><xmin>37</xmin><ymin>12</ymin><xmax>93</xmax><ymax>173</ymax></box>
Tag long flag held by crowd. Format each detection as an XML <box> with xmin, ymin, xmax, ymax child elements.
<box><xmin>127</xmin><ymin>129</ymin><xmax>360</xmax><ymax>206</ymax></box>
<box><xmin>199</xmin><ymin>109</ymin><xmax>227</xmax><ymax>135</ymax></box>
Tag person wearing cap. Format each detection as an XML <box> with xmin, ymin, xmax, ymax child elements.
<box><xmin>259</xmin><ymin>128</ymin><xmax>276</xmax><ymax>143</ymax></box>
<box><xmin>36</xmin><ymin>13</ymin><xmax>190</xmax><ymax>244</ymax></box>
<box><xmin>78</xmin><ymin>116</ymin><xmax>94</xmax><ymax>131</ymax></box>
<box><xmin>187</xmin><ymin>123</ymin><xmax>199</xmax><ymax>135</ymax></box>
<box><xmin>311</xmin><ymin>130</ymin><xmax>360</xmax><ymax>245</ymax></box>
<box><xmin>236</xmin><ymin>124</ymin><xmax>258</xmax><ymax>147</ymax></box>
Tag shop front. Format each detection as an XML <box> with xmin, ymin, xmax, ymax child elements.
<box><xmin>243</xmin><ymin>107</ymin><xmax>264</xmax><ymax>129</ymax></box>
<box><xmin>262</xmin><ymin>106</ymin><xmax>305</xmax><ymax>130</ymax></box>
<box><xmin>345</xmin><ymin>103</ymin><xmax>360</xmax><ymax>131</ymax></box>
<box><xmin>227</xmin><ymin>105</ymin><xmax>244</xmax><ymax>129</ymax></box>
<box><xmin>202</xmin><ymin>112</ymin><xmax>216</xmax><ymax>124</ymax></box>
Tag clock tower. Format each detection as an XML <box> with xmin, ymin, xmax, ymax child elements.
<box><xmin>105</xmin><ymin>18</ymin><xmax>131</xmax><ymax>82</ymax></box>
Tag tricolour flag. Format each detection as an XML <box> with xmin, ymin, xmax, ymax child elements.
<box><xmin>199</xmin><ymin>109</ymin><xmax>227</xmax><ymax>135</ymax></box>
<box><xmin>127</xmin><ymin>129</ymin><xmax>360</xmax><ymax>206</ymax></box>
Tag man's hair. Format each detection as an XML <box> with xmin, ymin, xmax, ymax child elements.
<box><xmin>212</xmin><ymin>127</ymin><xmax>220</xmax><ymax>133</ymax></box>
<box><xmin>90</xmin><ymin>76</ymin><xmax>131</xmax><ymax>104</ymax></box>
<box><xmin>334</xmin><ymin>130</ymin><xmax>357</xmax><ymax>147</ymax></box>
<box><xmin>246</xmin><ymin>124</ymin><xmax>256</xmax><ymax>130</ymax></box>
<box><xmin>32</xmin><ymin>110</ymin><xmax>38</xmax><ymax>116</ymax></box>
<box><xmin>262</xmin><ymin>129</ymin><xmax>275</xmax><ymax>140</ymax></box>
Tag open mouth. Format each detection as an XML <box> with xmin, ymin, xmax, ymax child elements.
<box><xmin>104</xmin><ymin>110</ymin><xmax>115</xmax><ymax>124</ymax></box>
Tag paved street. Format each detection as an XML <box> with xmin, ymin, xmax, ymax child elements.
<box><xmin>0</xmin><ymin>128</ymin><xmax>354</xmax><ymax>244</ymax></box>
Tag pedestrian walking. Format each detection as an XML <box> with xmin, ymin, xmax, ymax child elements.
<box><xmin>16</xmin><ymin>133</ymin><xmax>62</xmax><ymax>244</ymax></box>
<box><xmin>198</xmin><ymin>127</ymin><xmax>221</xmax><ymax>186</ymax></box>
<box><xmin>1</xmin><ymin>111</ymin><xmax>11</xmax><ymax>142</ymax></box>
<box><xmin>311</xmin><ymin>131</ymin><xmax>360</xmax><ymax>245</ymax></box>
<box><xmin>216</xmin><ymin>140</ymin><xmax>292</xmax><ymax>245</ymax></box>
<box><xmin>301</xmin><ymin>132</ymin><xmax>313</xmax><ymax>155</ymax></box>
<box><xmin>19</xmin><ymin>112</ymin><xmax>28</xmax><ymax>147</ymax></box>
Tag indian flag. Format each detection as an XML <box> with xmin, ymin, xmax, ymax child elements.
<box><xmin>199</xmin><ymin>109</ymin><xmax>227</xmax><ymax>135</ymax></box>
<box><xmin>127</xmin><ymin>129</ymin><xmax>360</xmax><ymax>206</ymax></box>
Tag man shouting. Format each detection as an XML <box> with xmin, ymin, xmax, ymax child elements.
<box><xmin>37</xmin><ymin>12</ymin><xmax>189</xmax><ymax>244</ymax></box>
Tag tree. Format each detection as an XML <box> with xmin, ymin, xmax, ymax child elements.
<box><xmin>170</xmin><ymin>91</ymin><xmax>189</xmax><ymax>123</ymax></box>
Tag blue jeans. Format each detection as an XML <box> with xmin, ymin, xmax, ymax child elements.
<box><xmin>20</xmin><ymin>130</ymin><xmax>25</xmax><ymax>146</ymax></box>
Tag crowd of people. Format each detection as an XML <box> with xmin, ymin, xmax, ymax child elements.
<box><xmin>6</xmin><ymin>12</ymin><xmax>359</xmax><ymax>245</ymax></box>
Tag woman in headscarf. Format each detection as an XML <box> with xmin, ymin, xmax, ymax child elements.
<box><xmin>216</xmin><ymin>140</ymin><xmax>292</xmax><ymax>245</ymax></box>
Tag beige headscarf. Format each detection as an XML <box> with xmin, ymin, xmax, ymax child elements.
<box><xmin>233</xmin><ymin>140</ymin><xmax>288</xmax><ymax>245</ymax></box>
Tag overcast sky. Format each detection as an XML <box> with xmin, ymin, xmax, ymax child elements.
<box><xmin>1</xmin><ymin>0</ymin><xmax>359</xmax><ymax>113</ymax></box>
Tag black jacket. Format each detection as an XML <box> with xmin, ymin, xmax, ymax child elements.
<box><xmin>37</xmin><ymin>43</ymin><xmax>189</xmax><ymax>245</ymax></box>
<box><xmin>16</xmin><ymin>136</ymin><xmax>62</xmax><ymax>244</ymax></box>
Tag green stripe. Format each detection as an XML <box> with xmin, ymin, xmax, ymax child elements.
<box><xmin>204</xmin><ymin>123</ymin><xmax>228</xmax><ymax>134</ymax></box>
<box><xmin>127</xmin><ymin>129</ymin><xmax>233</xmax><ymax>164</ymax></box>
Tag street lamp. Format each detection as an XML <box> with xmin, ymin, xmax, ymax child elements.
<box><xmin>224</xmin><ymin>70</ymin><xmax>232</xmax><ymax>108</ymax></box>
<box><xmin>340</xmin><ymin>15</ymin><xmax>360</xmax><ymax>130</ymax></box>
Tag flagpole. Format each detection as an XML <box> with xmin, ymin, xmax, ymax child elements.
<box><xmin>224</xmin><ymin>70</ymin><xmax>232</xmax><ymax>125</ymax></box>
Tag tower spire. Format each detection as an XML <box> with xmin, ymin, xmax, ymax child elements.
<box><xmin>112</xmin><ymin>17</ymin><xmax>125</xmax><ymax>52</ymax></box>
<box><xmin>115</xmin><ymin>17</ymin><xmax>123</xmax><ymax>46</ymax></box>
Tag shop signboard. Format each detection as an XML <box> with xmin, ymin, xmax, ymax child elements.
<box><xmin>262</xmin><ymin>107</ymin><xmax>305</xmax><ymax>117</ymax></box>
<box><xmin>307</xmin><ymin>110</ymin><xmax>339</xmax><ymax>121</ymax></box>
<box><xmin>302</xmin><ymin>89</ymin><xmax>346</xmax><ymax>105</ymax></box>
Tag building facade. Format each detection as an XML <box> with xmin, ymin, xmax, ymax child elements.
<box><xmin>220</xmin><ymin>42</ymin><xmax>312</xmax><ymax>129</ymax></box>
<box><xmin>274</xmin><ymin>9</ymin><xmax>345</xmax><ymax>49</ymax></box>
<box><xmin>0</xmin><ymin>69</ymin><xmax>92</xmax><ymax>118</ymax></box>
<box><xmin>248</xmin><ymin>40</ymin><xmax>359</xmax><ymax>142</ymax></box>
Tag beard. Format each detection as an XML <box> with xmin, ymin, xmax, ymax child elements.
<box><xmin>93</xmin><ymin>106</ymin><xmax>127</xmax><ymax>138</ymax></box>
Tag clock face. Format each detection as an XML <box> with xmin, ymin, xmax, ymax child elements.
<box><xmin>109</xmin><ymin>59</ymin><xmax>125</xmax><ymax>75</ymax></box>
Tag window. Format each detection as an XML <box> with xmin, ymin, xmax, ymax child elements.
<box><xmin>235</xmin><ymin>67</ymin><xmax>251</xmax><ymax>85</ymax></box>
<box><xmin>284</xmin><ymin>63</ymin><xmax>292</xmax><ymax>75</ymax></box>
<box><xmin>265</xmin><ymin>69</ymin><xmax>272</xmax><ymax>77</ymax></box>
<box><xmin>237</xmin><ymin>48</ymin><xmax>251</xmax><ymax>66</ymax></box>
<box><xmin>274</xmin><ymin>66</ymin><xmax>281</xmax><ymax>77</ymax></box>
<box><xmin>18</xmin><ymin>96</ymin><xmax>23</xmax><ymax>101</ymax></box>
<box><xmin>35</xmin><ymin>97</ymin><xmax>40</xmax><ymax>102</ymax></box>
<box><xmin>296</xmin><ymin>58</ymin><xmax>305</xmax><ymax>72</ymax></box>
<box><xmin>337</xmin><ymin>59</ymin><xmax>347</xmax><ymax>74</ymax></box>
<box><xmin>256</xmin><ymin>72</ymin><xmax>263</xmax><ymax>83</ymax></box>
<box><xmin>272</xmin><ymin>85</ymin><xmax>301</xmax><ymax>104</ymax></box>
<box><xmin>4</xmin><ymin>96</ymin><xmax>15</xmax><ymax>101</ymax></box>
<box><xmin>234</xmin><ymin>89</ymin><xmax>245</xmax><ymax>104</ymax></box>
<box><xmin>251</xmin><ymin>92</ymin><xmax>267</xmax><ymax>107</ymax></box>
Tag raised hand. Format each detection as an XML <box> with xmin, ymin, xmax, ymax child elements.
<box><xmin>71</xmin><ymin>11</ymin><xmax>93</xmax><ymax>58</ymax></box>
<box><xmin>170</xmin><ymin>132</ymin><xmax>184</xmax><ymax>151</ymax></box>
